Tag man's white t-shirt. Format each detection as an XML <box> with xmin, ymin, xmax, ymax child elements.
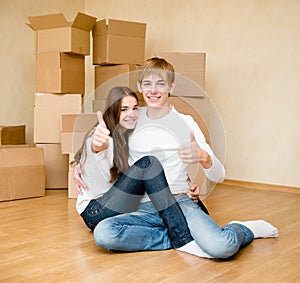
<box><xmin>128</xmin><ymin>106</ymin><xmax>225</xmax><ymax>202</ymax></box>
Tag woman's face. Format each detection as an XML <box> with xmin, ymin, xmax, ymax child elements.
<box><xmin>118</xmin><ymin>96</ymin><xmax>139</xmax><ymax>130</ymax></box>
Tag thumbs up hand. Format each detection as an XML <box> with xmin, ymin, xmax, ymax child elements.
<box><xmin>178</xmin><ymin>131</ymin><xmax>212</xmax><ymax>169</ymax></box>
<box><xmin>92</xmin><ymin>111</ymin><xmax>110</xmax><ymax>153</ymax></box>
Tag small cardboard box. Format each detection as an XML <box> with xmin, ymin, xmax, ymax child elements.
<box><xmin>27</xmin><ymin>12</ymin><xmax>97</xmax><ymax>55</ymax></box>
<box><xmin>36</xmin><ymin>144</ymin><xmax>69</xmax><ymax>189</ymax></box>
<box><xmin>0</xmin><ymin>125</ymin><xmax>26</xmax><ymax>145</ymax></box>
<box><xmin>156</xmin><ymin>52</ymin><xmax>206</xmax><ymax>97</ymax></box>
<box><xmin>92</xmin><ymin>19</ymin><xmax>146</xmax><ymax>65</ymax></box>
<box><xmin>34</xmin><ymin>93</ymin><xmax>82</xmax><ymax>143</ymax></box>
<box><xmin>36</xmin><ymin>52</ymin><xmax>85</xmax><ymax>94</ymax></box>
<box><xmin>94</xmin><ymin>64</ymin><xmax>140</xmax><ymax>99</ymax></box>
<box><xmin>61</xmin><ymin>113</ymin><xmax>98</xmax><ymax>154</ymax></box>
<box><xmin>0</xmin><ymin>146</ymin><xmax>45</xmax><ymax>201</ymax></box>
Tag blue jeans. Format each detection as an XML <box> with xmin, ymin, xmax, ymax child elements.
<box><xmin>81</xmin><ymin>156</ymin><xmax>193</xmax><ymax>248</ymax></box>
<box><xmin>94</xmin><ymin>194</ymin><xmax>254</xmax><ymax>259</ymax></box>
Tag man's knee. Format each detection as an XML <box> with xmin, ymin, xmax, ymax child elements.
<box><xmin>135</xmin><ymin>155</ymin><xmax>161</xmax><ymax>169</ymax></box>
<box><xmin>93</xmin><ymin>219</ymin><xmax>119</xmax><ymax>250</ymax></box>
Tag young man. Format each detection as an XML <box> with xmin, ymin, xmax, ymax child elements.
<box><xmin>91</xmin><ymin>57</ymin><xmax>279</xmax><ymax>258</ymax></box>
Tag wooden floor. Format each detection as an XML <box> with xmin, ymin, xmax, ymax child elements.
<box><xmin>1</xmin><ymin>184</ymin><xmax>299</xmax><ymax>283</ymax></box>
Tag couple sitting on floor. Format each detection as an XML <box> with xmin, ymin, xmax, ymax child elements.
<box><xmin>72</xmin><ymin>57</ymin><xmax>278</xmax><ymax>259</ymax></box>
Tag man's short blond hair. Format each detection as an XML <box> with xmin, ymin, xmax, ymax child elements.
<box><xmin>138</xmin><ymin>57</ymin><xmax>175</xmax><ymax>85</ymax></box>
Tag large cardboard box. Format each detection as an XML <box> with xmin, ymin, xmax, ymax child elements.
<box><xmin>156</xmin><ymin>52</ymin><xmax>206</xmax><ymax>97</ymax></box>
<box><xmin>61</xmin><ymin>113</ymin><xmax>98</xmax><ymax>154</ymax></box>
<box><xmin>94</xmin><ymin>64</ymin><xmax>140</xmax><ymax>99</ymax></box>
<box><xmin>27</xmin><ymin>12</ymin><xmax>97</xmax><ymax>55</ymax></box>
<box><xmin>0</xmin><ymin>146</ymin><xmax>45</xmax><ymax>201</ymax></box>
<box><xmin>36</xmin><ymin>52</ymin><xmax>85</xmax><ymax>94</ymax></box>
<box><xmin>0</xmin><ymin>125</ymin><xmax>26</xmax><ymax>145</ymax></box>
<box><xmin>34</xmin><ymin>93</ymin><xmax>82</xmax><ymax>143</ymax></box>
<box><xmin>169</xmin><ymin>96</ymin><xmax>211</xmax><ymax>196</ymax></box>
<box><xmin>36</xmin><ymin>144</ymin><xmax>69</xmax><ymax>189</ymax></box>
<box><xmin>92</xmin><ymin>19</ymin><xmax>146</xmax><ymax>65</ymax></box>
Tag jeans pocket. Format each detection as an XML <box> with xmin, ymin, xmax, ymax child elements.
<box><xmin>81</xmin><ymin>200</ymin><xmax>104</xmax><ymax>231</ymax></box>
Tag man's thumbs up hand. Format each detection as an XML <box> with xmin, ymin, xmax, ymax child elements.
<box><xmin>92</xmin><ymin>111</ymin><xmax>110</xmax><ymax>153</ymax></box>
<box><xmin>178</xmin><ymin>131</ymin><xmax>212</xmax><ymax>169</ymax></box>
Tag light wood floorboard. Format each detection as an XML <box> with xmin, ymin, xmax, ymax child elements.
<box><xmin>0</xmin><ymin>184</ymin><xmax>299</xmax><ymax>282</ymax></box>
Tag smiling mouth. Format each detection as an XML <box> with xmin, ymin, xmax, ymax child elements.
<box><xmin>146</xmin><ymin>95</ymin><xmax>161</xmax><ymax>101</ymax></box>
<box><xmin>124</xmin><ymin>118</ymin><xmax>137</xmax><ymax>123</ymax></box>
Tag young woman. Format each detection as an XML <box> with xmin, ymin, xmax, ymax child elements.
<box><xmin>72</xmin><ymin>86</ymin><xmax>212</xmax><ymax>258</ymax></box>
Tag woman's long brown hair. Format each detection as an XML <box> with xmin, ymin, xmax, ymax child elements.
<box><xmin>71</xmin><ymin>86</ymin><xmax>138</xmax><ymax>183</ymax></box>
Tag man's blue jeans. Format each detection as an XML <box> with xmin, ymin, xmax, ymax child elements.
<box><xmin>94</xmin><ymin>194</ymin><xmax>254</xmax><ymax>259</ymax></box>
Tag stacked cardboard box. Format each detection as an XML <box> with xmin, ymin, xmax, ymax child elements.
<box><xmin>92</xmin><ymin>19</ymin><xmax>146</xmax><ymax>112</ymax></box>
<box><xmin>27</xmin><ymin>12</ymin><xmax>96</xmax><ymax>189</ymax></box>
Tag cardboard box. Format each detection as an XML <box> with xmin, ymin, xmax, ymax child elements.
<box><xmin>61</xmin><ymin>113</ymin><xmax>98</xmax><ymax>154</ymax></box>
<box><xmin>34</xmin><ymin>93</ymin><xmax>82</xmax><ymax>143</ymax></box>
<box><xmin>0</xmin><ymin>125</ymin><xmax>26</xmax><ymax>145</ymax></box>
<box><xmin>92</xmin><ymin>19</ymin><xmax>146</xmax><ymax>65</ymax></box>
<box><xmin>36</xmin><ymin>144</ymin><xmax>69</xmax><ymax>189</ymax></box>
<box><xmin>27</xmin><ymin>12</ymin><xmax>97</xmax><ymax>55</ymax></box>
<box><xmin>94</xmin><ymin>64</ymin><xmax>140</xmax><ymax>99</ymax></box>
<box><xmin>156</xmin><ymin>52</ymin><xmax>206</xmax><ymax>97</ymax></box>
<box><xmin>0</xmin><ymin>147</ymin><xmax>45</xmax><ymax>201</ymax></box>
<box><xmin>36</xmin><ymin>52</ymin><xmax>85</xmax><ymax>94</ymax></box>
<box><xmin>169</xmin><ymin>96</ymin><xmax>211</xmax><ymax>196</ymax></box>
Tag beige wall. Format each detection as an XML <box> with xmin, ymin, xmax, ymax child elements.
<box><xmin>1</xmin><ymin>0</ymin><xmax>299</xmax><ymax>188</ymax></box>
<box><xmin>0</xmin><ymin>0</ymin><xmax>84</xmax><ymax>144</ymax></box>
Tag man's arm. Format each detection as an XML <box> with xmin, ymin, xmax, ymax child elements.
<box><xmin>178</xmin><ymin>131</ymin><xmax>225</xmax><ymax>183</ymax></box>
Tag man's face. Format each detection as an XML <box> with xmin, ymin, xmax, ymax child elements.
<box><xmin>138</xmin><ymin>74</ymin><xmax>174</xmax><ymax>109</ymax></box>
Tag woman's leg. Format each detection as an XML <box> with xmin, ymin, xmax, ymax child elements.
<box><xmin>94</xmin><ymin>202</ymin><xmax>172</xmax><ymax>251</ymax></box>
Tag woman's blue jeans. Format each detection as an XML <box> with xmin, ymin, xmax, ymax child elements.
<box><xmin>80</xmin><ymin>156</ymin><xmax>193</xmax><ymax>248</ymax></box>
<box><xmin>94</xmin><ymin>194</ymin><xmax>254</xmax><ymax>259</ymax></box>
